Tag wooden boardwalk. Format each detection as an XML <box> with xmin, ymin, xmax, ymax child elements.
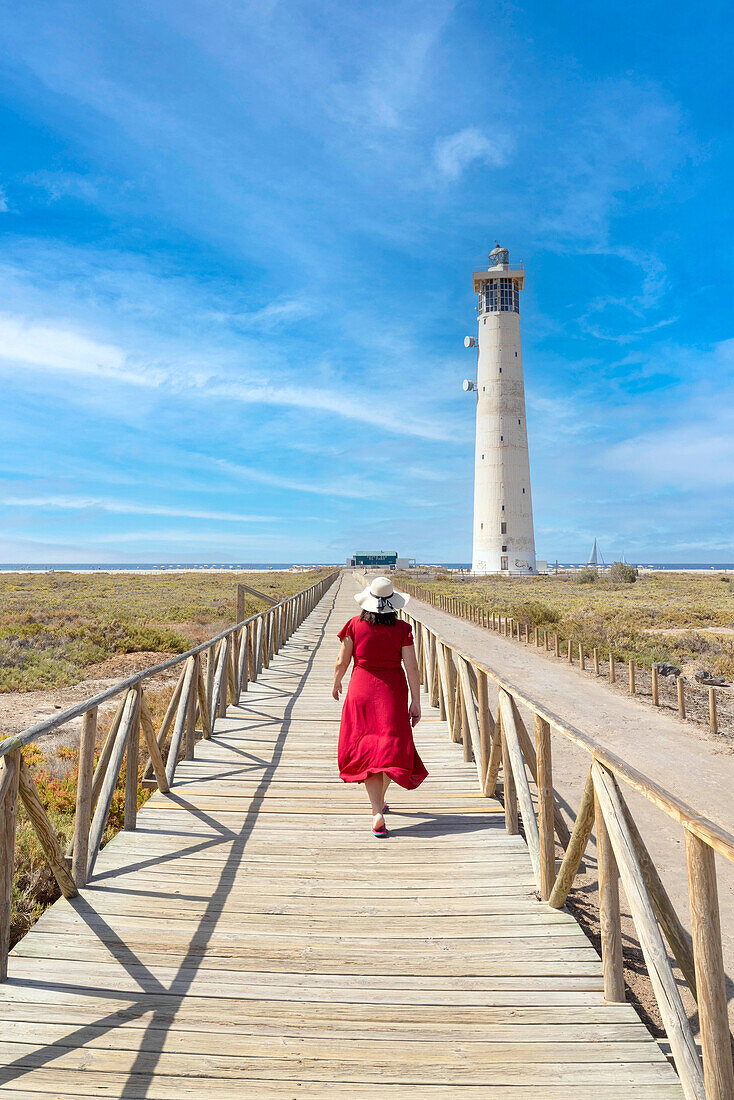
<box><xmin>0</xmin><ymin>577</ymin><xmax>683</xmax><ymax>1098</ymax></box>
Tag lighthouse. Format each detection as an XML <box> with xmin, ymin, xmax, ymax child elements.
<box><xmin>463</xmin><ymin>245</ymin><xmax>536</xmax><ymax>574</ymax></box>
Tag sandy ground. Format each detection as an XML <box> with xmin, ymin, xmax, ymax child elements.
<box><xmin>409</xmin><ymin>593</ymin><xmax>734</xmax><ymax>1036</ymax></box>
<box><xmin>0</xmin><ymin>652</ymin><xmax>182</xmax><ymax>754</ymax></box>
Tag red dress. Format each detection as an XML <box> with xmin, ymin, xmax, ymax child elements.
<box><xmin>337</xmin><ymin>617</ymin><xmax>428</xmax><ymax>790</ymax></box>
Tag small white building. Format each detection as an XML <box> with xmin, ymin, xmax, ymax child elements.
<box><xmin>463</xmin><ymin>246</ymin><xmax>537</xmax><ymax>575</ymax></box>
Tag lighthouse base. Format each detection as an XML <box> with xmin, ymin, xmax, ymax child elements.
<box><xmin>472</xmin><ymin>552</ymin><xmax>537</xmax><ymax>576</ymax></box>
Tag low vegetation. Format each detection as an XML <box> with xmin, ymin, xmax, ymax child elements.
<box><xmin>398</xmin><ymin>569</ymin><xmax>734</xmax><ymax>678</ymax></box>
<box><xmin>0</xmin><ymin>569</ymin><xmax>326</xmax><ymax>692</ymax></box>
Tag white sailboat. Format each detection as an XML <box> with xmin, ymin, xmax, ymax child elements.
<box><xmin>587</xmin><ymin>538</ymin><xmax>605</xmax><ymax>570</ymax></box>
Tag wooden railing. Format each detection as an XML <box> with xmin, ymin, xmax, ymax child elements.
<box><xmin>402</xmin><ymin>602</ymin><xmax>734</xmax><ymax>1100</ymax></box>
<box><xmin>0</xmin><ymin>570</ymin><xmax>338</xmax><ymax>982</ymax></box>
<box><xmin>401</xmin><ymin>581</ymin><xmax>726</xmax><ymax>735</ymax></box>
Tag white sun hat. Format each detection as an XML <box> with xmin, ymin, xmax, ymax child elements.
<box><xmin>354</xmin><ymin>576</ymin><xmax>410</xmax><ymax>614</ymax></box>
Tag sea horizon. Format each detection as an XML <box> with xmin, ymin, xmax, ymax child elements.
<box><xmin>1</xmin><ymin>561</ymin><xmax>733</xmax><ymax>573</ymax></box>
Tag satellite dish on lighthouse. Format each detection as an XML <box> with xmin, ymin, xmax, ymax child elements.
<box><xmin>464</xmin><ymin>336</ymin><xmax>477</xmax><ymax>348</ymax></box>
<box><xmin>462</xmin><ymin>379</ymin><xmax>475</xmax><ymax>392</ymax></box>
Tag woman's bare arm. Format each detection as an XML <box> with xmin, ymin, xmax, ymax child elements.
<box><xmin>402</xmin><ymin>645</ymin><xmax>421</xmax><ymax>722</ymax></box>
<box><xmin>332</xmin><ymin>637</ymin><xmax>354</xmax><ymax>700</ymax></box>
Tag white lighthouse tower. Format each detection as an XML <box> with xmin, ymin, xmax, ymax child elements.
<box><xmin>463</xmin><ymin>245</ymin><xmax>536</xmax><ymax>574</ymax></box>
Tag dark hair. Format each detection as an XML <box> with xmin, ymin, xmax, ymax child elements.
<box><xmin>359</xmin><ymin>610</ymin><xmax>398</xmax><ymax>626</ymax></box>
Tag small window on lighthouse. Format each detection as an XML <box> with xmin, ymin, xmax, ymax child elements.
<box><xmin>501</xmin><ymin>522</ymin><xmax>507</xmax><ymax>534</ymax></box>
<box><xmin>502</xmin><ymin>545</ymin><xmax>507</xmax><ymax>552</ymax></box>
<box><xmin>500</xmin><ymin>435</ymin><xmax>503</xmax><ymax>441</ymax></box>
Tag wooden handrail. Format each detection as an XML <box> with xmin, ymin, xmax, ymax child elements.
<box><xmin>0</xmin><ymin>571</ymin><xmax>339</xmax><ymax>760</ymax></box>
<box><xmin>0</xmin><ymin>570</ymin><xmax>339</xmax><ymax>986</ymax></box>
<box><xmin>402</xmin><ymin>596</ymin><xmax>734</xmax><ymax>1098</ymax></box>
<box><xmin>402</xmin><ymin>595</ymin><xmax>734</xmax><ymax>863</ymax></box>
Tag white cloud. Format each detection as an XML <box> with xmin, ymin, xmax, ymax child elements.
<box><xmin>1</xmin><ymin>494</ymin><xmax>275</xmax><ymax>523</ymax></box>
<box><xmin>605</xmin><ymin>418</ymin><xmax>734</xmax><ymax>489</ymax></box>
<box><xmin>205</xmin><ymin>457</ymin><xmax>382</xmax><ymax>500</ymax></box>
<box><xmin>0</xmin><ymin>187</ymin><xmax>8</xmax><ymax>213</ymax></box>
<box><xmin>229</xmin><ymin>298</ymin><xmax>314</xmax><ymax>330</ymax></box>
<box><xmin>0</xmin><ymin>315</ymin><xmax>158</xmax><ymax>387</ymax></box>
<box><xmin>0</xmin><ymin>310</ymin><xmax>458</xmax><ymax>442</ymax></box>
<box><xmin>433</xmin><ymin>128</ymin><xmax>511</xmax><ymax>181</ymax></box>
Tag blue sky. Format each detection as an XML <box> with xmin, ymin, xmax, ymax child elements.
<box><xmin>0</xmin><ymin>0</ymin><xmax>732</xmax><ymax>564</ymax></box>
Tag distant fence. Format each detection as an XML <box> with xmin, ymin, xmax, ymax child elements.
<box><xmin>0</xmin><ymin>570</ymin><xmax>338</xmax><ymax>981</ymax></box>
<box><xmin>401</xmin><ymin>581</ymin><xmax>727</xmax><ymax>735</ymax></box>
<box><xmin>401</xmin><ymin>596</ymin><xmax>734</xmax><ymax>1100</ymax></box>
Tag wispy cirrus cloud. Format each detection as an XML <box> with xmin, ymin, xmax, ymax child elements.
<box><xmin>1</xmin><ymin>494</ymin><xmax>275</xmax><ymax>523</ymax></box>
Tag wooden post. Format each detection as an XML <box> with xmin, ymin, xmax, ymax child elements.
<box><xmin>567</xmin><ymin>639</ymin><xmax>573</xmax><ymax>663</ymax></box>
<box><xmin>595</xmin><ymin>787</ymin><xmax>625</xmax><ymax>1002</ymax></box>
<box><xmin>123</xmin><ymin>688</ymin><xmax>141</xmax><ymax>831</ymax></box>
<box><xmin>554</xmin><ymin>633</ymin><xmax>560</xmax><ymax>657</ymax></box>
<box><xmin>549</xmin><ymin>769</ymin><xmax>595</xmax><ymax>909</ymax></box>
<box><xmin>236</xmin><ymin>584</ymin><xmax>246</xmax><ymax>624</ymax></box>
<box><xmin>238</xmin><ymin>624</ymin><xmax>249</xmax><ymax>696</ymax></box>
<box><xmin>501</xmin><ymin>726</ymin><xmax>518</xmax><ymax>835</ymax></box>
<box><xmin>90</xmin><ymin>693</ymin><xmax>128</xmax><ymax>809</ymax></box>
<box><xmin>629</xmin><ymin>660</ymin><xmax>636</xmax><ymax>695</ymax></box>
<box><xmin>429</xmin><ymin>636</ymin><xmax>440</xmax><ymax>709</ymax></box>
<box><xmin>652</xmin><ymin>665</ymin><xmax>659</xmax><ymax>706</ymax></box>
<box><xmin>685</xmin><ymin>829</ymin><xmax>734</xmax><ymax>1100</ymax></box>
<box><xmin>709</xmin><ymin>687</ymin><xmax>718</xmax><ymax>734</ymax></box>
<box><xmin>185</xmin><ymin>656</ymin><xmax>199</xmax><ymax>759</ymax></box>
<box><xmin>18</xmin><ymin>757</ymin><xmax>77</xmax><ymax>899</ymax></box>
<box><xmin>165</xmin><ymin>657</ymin><xmax>197</xmax><ymax>787</ymax></box>
<box><xmin>579</xmin><ymin>642</ymin><xmax>585</xmax><ymax>671</ymax></box>
<box><xmin>592</xmin><ymin>763</ymin><xmax>705</xmax><ymax>1100</ymax></box>
<box><xmin>205</xmin><ymin>642</ymin><xmax>216</xmax><ymax>718</ymax></box>
<box><xmin>477</xmin><ymin>671</ymin><xmax>493</xmax><ymax>788</ymax></box>
<box><xmin>459</xmin><ymin>680</ymin><xmax>472</xmax><ymax>763</ymax></box>
<box><xmin>444</xmin><ymin>646</ymin><xmax>457</xmax><ymax>736</ymax></box>
<box><xmin>195</xmin><ymin>662</ymin><xmax>212</xmax><ymax>739</ymax></box>
<box><xmin>593</xmin><ymin>647</ymin><xmax>600</xmax><ymax>676</ymax></box>
<box><xmin>677</xmin><ymin>675</ymin><xmax>686</xmax><ymax>719</ymax></box>
<box><xmin>72</xmin><ymin>707</ymin><xmax>97</xmax><ymax>886</ymax></box>
<box><xmin>609</xmin><ymin>653</ymin><xmax>616</xmax><ymax>683</ymax></box>
<box><xmin>0</xmin><ymin>751</ymin><xmax>20</xmax><ymax>982</ymax></box>
<box><xmin>535</xmin><ymin>715</ymin><xmax>555</xmax><ymax>901</ymax></box>
<box><xmin>534</xmin><ymin>626</ymin><xmax>539</xmax><ymax>647</ymax></box>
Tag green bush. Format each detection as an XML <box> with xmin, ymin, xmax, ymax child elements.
<box><xmin>576</xmin><ymin>568</ymin><xmax>598</xmax><ymax>585</ymax></box>
<box><xmin>609</xmin><ymin>561</ymin><xmax>637</xmax><ymax>584</ymax></box>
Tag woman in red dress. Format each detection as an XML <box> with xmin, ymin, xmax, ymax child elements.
<box><xmin>332</xmin><ymin>576</ymin><xmax>427</xmax><ymax>837</ymax></box>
